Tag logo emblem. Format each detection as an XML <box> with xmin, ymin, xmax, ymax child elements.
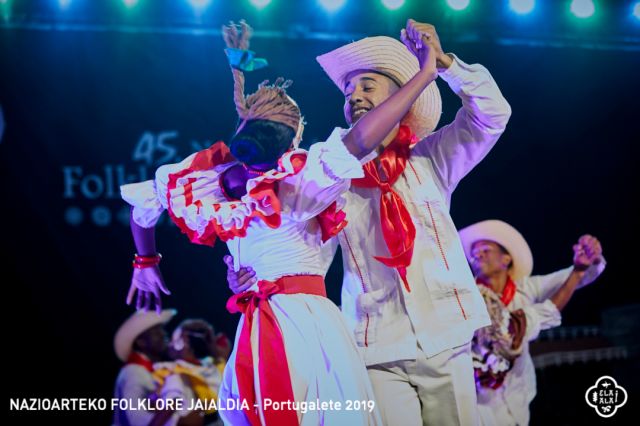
<box><xmin>585</xmin><ymin>376</ymin><xmax>627</xmax><ymax>418</ymax></box>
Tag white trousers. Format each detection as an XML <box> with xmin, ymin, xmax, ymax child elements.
<box><xmin>367</xmin><ymin>342</ymin><xmax>479</xmax><ymax>426</ymax></box>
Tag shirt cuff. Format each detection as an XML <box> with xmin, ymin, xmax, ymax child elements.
<box><xmin>577</xmin><ymin>257</ymin><xmax>607</xmax><ymax>289</ymax></box>
<box><xmin>120</xmin><ymin>180</ymin><xmax>164</xmax><ymax>228</ymax></box>
<box><xmin>337</xmin><ymin>127</ymin><xmax>379</xmax><ymax>165</ymax></box>
<box><xmin>438</xmin><ymin>53</ymin><xmax>469</xmax><ymax>92</ymax></box>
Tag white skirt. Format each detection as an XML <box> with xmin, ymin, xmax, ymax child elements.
<box><xmin>219</xmin><ymin>293</ymin><xmax>382</xmax><ymax>426</ymax></box>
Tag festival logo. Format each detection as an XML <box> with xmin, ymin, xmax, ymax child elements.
<box><xmin>62</xmin><ymin>131</ymin><xmax>212</xmax><ymax>227</ymax></box>
<box><xmin>585</xmin><ymin>376</ymin><xmax>627</xmax><ymax>418</ymax></box>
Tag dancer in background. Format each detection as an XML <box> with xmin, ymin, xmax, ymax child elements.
<box><xmin>459</xmin><ymin>220</ymin><xmax>605</xmax><ymax>425</ymax></box>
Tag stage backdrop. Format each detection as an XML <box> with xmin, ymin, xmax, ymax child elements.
<box><xmin>1</xmin><ymin>22</ymin><xmax>638</xmax><ymax>424</ymax></box>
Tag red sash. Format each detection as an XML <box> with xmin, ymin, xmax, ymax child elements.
<box><xmin>226</xmin><ymin>275</ymin><xmax>327</xmax><ymax>426</ymax></box>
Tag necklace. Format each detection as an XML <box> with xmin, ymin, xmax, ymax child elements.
<box><xmin>241</xmin><ymin>163</ymin><xmax>267</xmax><ymax>176</ymax></box>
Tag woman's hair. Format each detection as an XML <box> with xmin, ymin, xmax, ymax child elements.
<box><xmin>185</xmin><ymin>332</ymin><xmax>211</xmax><ymax>360</ymax></box>
<box><xmin>230</xmin><ymin>119</ymin><xmax>295</xmax><ymax>165</ymax></box>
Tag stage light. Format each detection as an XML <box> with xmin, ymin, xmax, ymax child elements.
<box><xmin>570</xmin><ymin>0</ymin><xmax>595</xmax><ymax>19</ymax></box>
<box><xmin>446</xmin><ymin>0</ymin><xmax>470</xmax><ymax>11</ymax></box>
<box><xmin>249</xmin><ymin>0</ymin><xmax>272</xmax><ymax>9</ymax></box>
<box><xmin>319</xmin><ymin>0</ymin><xmax>346</xmax><ymax>13</ymax></box>
<box><xmin>122</xmin><ymin>0</ymin><xmax>139</xmax><ymax>8</ymax></box>
<box><xmin>509</xmin><ymin>0</ymin><xmax>535</xmax><ymax>15</ymax></box>
<box><xmin>188</xmin><ymin>0</ymin><xmax>212</xmax><ymax>9</ymax></box>
<box><xmin>58</xmin><ymin>0</ymin><xmax>72</xmax><ymax>9</ymax></box>
<box><xmin>381</xmin><ymin>0</ymin><xmax>405</xmax><ymax>11</ymax></box>
<box><xmin>633</xmin><ymin>2</ymin><xmax>640</xmax><ymax>20</ymax></box>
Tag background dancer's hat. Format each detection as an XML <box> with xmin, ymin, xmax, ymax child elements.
<box><xmin>114</xmin><ymin>309</ymin><xmax>176</xmax><ymax>362</ymax></box>
<box><xmin>459</xmin><ymin>220</ymin><xmax>534</xmax><ymax>281</ymax></box>
<box><xmin>223</xmin><ymin>21</ymin><xmax>304</xmax><ymax>164</ymax></box>
<box><xmin>316</xmin><ymin>36</ymin><xmax>442</xmax><ymax>140</ymax></box>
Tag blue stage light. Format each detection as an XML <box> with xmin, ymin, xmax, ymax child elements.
<box><xmin>570</xmin><ymin>0</ymin><xmax>595</xmax><ymax>19</ymax></box>
<box><xmin>250</xmin><ymin>0</ymin><xmax>272</xmax><ymax>9</ymax></box>
<box><xmin>122</xmin><ymin>0</ymin><xmax>139</xmax><ymax>8</ymax></box>
<box><xmin>381</xmin><ymin>0</ymin><xmax>405</xmax><ymax>11</ymax></box>
<box><xmin>319</xmin><ymin>0</ymin><xmax>346</xmax><ymax>13</ymax></box>
<box><xmin>188</xmin><ymin>0</ymin><xmax>212</xmax><ymax>9</ymax></box>
<box><xmin>633</xmin><ymin>2</ymin><xmax>640</xmax><ymax>20</ymax></box>
<box><xmin>58</xmin><ymin>0</ymin><xmax>72</xmax><ymax>9</ymax></box>
<box><xmin>509</xmin><ymin>0</ymin><xmax>535</xmax><ymax>15</ymax></box>
<box><xmin>446</xmin><ymin>0</ymin><xmax>470</xmax><ymax>11</ymax></box>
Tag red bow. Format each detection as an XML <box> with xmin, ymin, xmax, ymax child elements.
<box><xmin>226</xmin><ymin>275</ymin><xmax>327</xmax><ymax>426</ymax></box>
<box><xmin>351</xmin><ymin>126</ymin><xmax>417</xmax><ymax>292</ymax></box>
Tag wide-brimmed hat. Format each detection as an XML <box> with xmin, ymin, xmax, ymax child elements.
<box><xmin>459</xmin><ymin>220</ymin><xmax>533</xmax><ymax>281</ymax></box>
<box><xmin>316</xmin><ymin>36</ymin><xmax>442</xmax><ymax>140</ymax></box>
<box><xmin>114</xmin><ymin>309</ymin><xmax>177</xmax><ymax>362</ymax></box>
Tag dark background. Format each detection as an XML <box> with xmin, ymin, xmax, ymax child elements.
<box><xmin>1</xmin><ymin>0</ymin><xmax>638</xmax><ymax>424</ymax></box>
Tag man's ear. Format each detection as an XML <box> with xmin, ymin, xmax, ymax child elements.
<box><xmin>502</xmin><ymin>253</ymin><xmax>513</xmax><ymax>270</ymax></box>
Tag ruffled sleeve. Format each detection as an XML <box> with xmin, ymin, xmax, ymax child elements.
<box><xmin>280</xmin><ymin>127</ymin><xmax>364</xmax><ymax>222</ymax></box>
<box><xmin>120</xmin><ymin>154</ymin><xmax>197</xmax><ymax>229</ymax></box>
<box><xmin>120</xmin><ymin>179</ymin><xmax>164</xmax><ymax>228</ymax></box>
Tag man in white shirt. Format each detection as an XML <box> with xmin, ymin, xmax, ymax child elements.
<box><xmin>229</xmin><ymin>20</ymin><xmax>511</xmax><ymax>425</ymax></box>
<box><xmin>459</xmin><ymin>220</ymin><xmax>605</xmax><ymax>426</ymax></box>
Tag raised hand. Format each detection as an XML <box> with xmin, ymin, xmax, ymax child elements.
<box><xmin>127</xmin><ymin>265</ymin><xmax>171</xmax><ymax>314</ymax></box>
<box><xmin>573</xmin><ymin>234</ymin><xmax>603</xmax><ymax>270</ymax></box>
<box><xmin>402</xmin><ymin>19</ymin><xmax>452</xmax><ymax>70</ymax></box>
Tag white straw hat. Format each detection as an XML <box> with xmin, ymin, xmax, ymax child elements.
<box><xmin>114</xmin><ymin>309</ymin><xmax>177</xmax><ymax>362</ymax></box>
<box><xmin>459</xmin><ymin>220</ymin><xmax>533</xmax><ymax>281</ymax></box>
<box><xmin>316</xmin><ymin>36</ymin><xmax>442</xmax><ymax>140</ymax></box>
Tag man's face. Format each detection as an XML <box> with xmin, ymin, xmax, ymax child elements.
<box><xmin>137</xmin><ymin>324</ymin><xmax>169</xmax><ymax>358</ymax></box>
<box><xmin>470</xmin><ymin>240</ymin><xmax>512</xmax><ymax>278</ymax></box>
<box><xmin>343</xmin><ymin>70</ymin><xmax>400</xmax><ymax>126</ymax></box>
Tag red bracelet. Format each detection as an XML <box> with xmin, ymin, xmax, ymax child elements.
<box><xmin>133</xmin><ymin>253</ymin><xmax>162</xmax><ymax>269</ymax></box>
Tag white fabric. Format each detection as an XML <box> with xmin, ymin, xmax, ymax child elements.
<box><xmin>121</xmin><ymin>134</ymin><xmax>381</xmax><ymax>425</ymax></box>
<box><xmin>217</xmin><ymin>135</ymin><xmax>381</xmax><ymax>425</ymax></box>
<box><xmin>112</xmin><ymin>364</ymin><xmax>179</xmax><ymax>426</ymax></box>
<box><xmin>220</xmin><ymin>295</ymin><xmax>382</xmax><ymax>425</ymax></box>
<box><xmin>368</xmin><ymin>343</ymin><xmax>479</xmax><ymax>426</ymax></box>
<box><xmin>476</xmin><ymin>264</ymin><xmax>605</xmax><ymax>426</ymax></box>
<box><xmin>153</xmin><ymin>358</ymin><xmax>225</xmax><ymax>417</ymax></box>
<box><xmin>337</xmin><ymin>54</ymin><xmax>512</xmax><ymax>366</ymax></box>
<box><xmin>228</xmin><ymin>133</ymin><xmax>364</xmax><ymax>280</ymax></box>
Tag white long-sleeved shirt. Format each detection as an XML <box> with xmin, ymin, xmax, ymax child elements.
<box><xmin>112</xmin><ymin>364</ymin><xmax>179</xmax><ymax>426</ymax></box>
<box><xmin>476</xmin><ymin>262</ymin><xmax>606</xmax><ymax>426</ymax></box>
<box><xmin>332</xmin><ymin>54</ymin><xmax>512</xmax><ymax>365</ymax></box>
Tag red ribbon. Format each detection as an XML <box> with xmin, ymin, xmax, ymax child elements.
<box><xmin>351</xmin><ymin>125</ymin><xmax>417</xmax><ymax>292</ymax></box>
<box><xmin>477</xmin><ymin>276</ymin><xmax>517</xmax><ymax>306</ymax></box>
<box><xmin>226</xmin><ymin>275</ymin><xmax>327</xmax><ymax>426</ymax></box>
<box><xmin>126</xmin><ymin>352</ymin><xmax>154</xmax><ymax>373</ymax></box>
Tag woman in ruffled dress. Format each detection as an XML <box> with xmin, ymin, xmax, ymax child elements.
<box><xmin>120</xmin><ymin>21</ymin><xmax>437</xmax><ymax>426</ymax></box>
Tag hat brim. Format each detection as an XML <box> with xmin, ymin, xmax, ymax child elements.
<box><xmin>316</xmin><ymin>36</ymin><xmax>442</xmax><ymax>140</ymax></box>
<box><xmin>459</xmin><ymin>220</ymin><xmax>533</xmax><ymax>281</ymax></box>
<box><xmin>114</xmin><ymin>309</ymin><xmax>177</xmax><ymax>362</ymax></box>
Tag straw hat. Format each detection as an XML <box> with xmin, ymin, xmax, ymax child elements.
<box><xmin>316</xmin><ymin>36</ymin><xmax>442</xmax><ymax>140</ymax></box>
<box><xmin>459</xmin><ymin>220</ymin><xmax>533</xmax><ymax>281</ymax></box>
<box><xmin>114</xmin><ymin>309</ymin><xmax>177</xmax><ymax>362</ymax></box>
